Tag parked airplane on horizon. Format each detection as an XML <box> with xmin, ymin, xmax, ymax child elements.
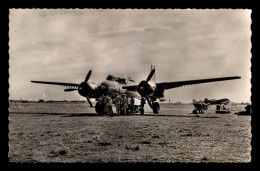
<box><xmin>31</xmin><ymin>66</ymin><xmax>240</xmax><ymax>114</ymax></box>
<box><xmin>193</xmin><ymin>98</ymin><xmax>231</xmax><ymax>105</ymax></box>
<box><xmin>204</xmin><ymin>98</ymin><xmax>231</xmax><ymax>105</ymax></box>
<box><xmin>193</xmin><ymin>98</ymin><xmax>231</xmax><ymax>112</ymax></box>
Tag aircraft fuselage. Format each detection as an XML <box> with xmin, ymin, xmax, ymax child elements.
<box><xmin>205</xmin><ymin>98</ymin><xmax>230</xmax><ymax>105</ymax></box>
<box><xmin>78</xmin><ymin>80</ymin><xmax>141</xmax><ymax>99</ymax></box>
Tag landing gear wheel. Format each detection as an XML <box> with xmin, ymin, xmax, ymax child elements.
<box><xmin>153</xmin><ymin>102</ymin><xmax>160</xmax><ymax>114</ymax></box>
<box><xmin>139</xmin><ymin>108</ymin><xmax>144</xmax><ymax>115</ymax></box>
<box><xmin>192</xmin><ymin>110</ymin><xmax>198</xmax><ymax>114</ymax></box>
<box><xmin>95</xmin><ymin>102</ymin><xmax>104</xmax><ymax>115</ymax></box>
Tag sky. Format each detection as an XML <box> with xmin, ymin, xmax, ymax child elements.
<box><xmin>9</xmin><ymin>9</ymin><xmax>251</xmax><ymax>103</ymax></box>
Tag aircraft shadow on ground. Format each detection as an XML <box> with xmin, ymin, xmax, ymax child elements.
<box><xmin>63</xmin><ymin>113</ymin><xmax>219</xmax><ymax>118</ymax></box>
<box><xmin>9</xmin><ymin>112</ymin><xmax>219</xmax><ymax>118</ymax></box>
<box><xmin>9</xmin><ymin>112</ymin><xmax>100</xmax><ymax>117</ymax></box>
<box><xmin>141</xmin><ymin>114</ymin><xmax>219</xmax><ymax>119</ymax></box>
<box><xmin>62</xmin><ymin>113</ymin><xmax>101</xmax><ymax>117</ymax></box>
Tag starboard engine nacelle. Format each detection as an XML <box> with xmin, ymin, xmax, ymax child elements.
<box><xmin>78</xmin><ymin>82</ymin><xmax>97</xmax><ymax>98</ymax></box>
<box><xmin>137</xmin><ymin>80</ymin><xmax>156</xmax><ymax>97</ymax></box>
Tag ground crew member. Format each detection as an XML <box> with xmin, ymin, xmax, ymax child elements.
<box><xmin>114</xmin><ymin>93</ymin><xmax>122</xmax><ymax>116</ymax></box>
<box><xmin>122</xmin><ymin>94</ymin><xmax>128</xmax><ymax>115</ymax></box>
<box><xmin>130</xmin><ymin>96</ymin><xmax>135</xmax><ymax>114</ymax></box>
<box><xmin>193</xmin><ymin>103</ymin><xmax>203</xmax><ymax>114</ymax></box>
<box><xmin>140</xmin><ymin>98</ymin><xmax>146</xmax><ymax>115</ymax></box>
<box><xmin>216</xmin><ymin>104</ymin><xmax>221</xmax><ymax>110</ymax></box>
<box><xmin>105</xmin><ymin>95</ymin><xmax>113</xmax><ymax>116</ymax></box>
<box><xmin>101</xmin><ymin>94</ymin><xmax>106</xmax><ymax>115</ymax></box>
<box><xmin>245</xmin><ymin>105</ymin><xmax>251</xmax><ymax>115</ymax></box>
<box><xmin>98</xmin><ymin>94</ymin><xmax>105</xmax><ymax>115</ymax></box>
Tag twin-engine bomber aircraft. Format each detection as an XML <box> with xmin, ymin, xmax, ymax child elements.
<box><xmin>31</xmin><ymin>67</ymin><xmax>241</xmax><ymax>114</ymax></box>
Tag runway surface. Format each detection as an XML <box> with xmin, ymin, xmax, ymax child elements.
<box><xmin>8</xmin><ymin>102</ymin><xmax>251</xmax><ymax>163</ymax></box>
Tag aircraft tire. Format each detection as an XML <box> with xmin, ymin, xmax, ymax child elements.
<box><xmin>95</xmin><ymin>102</ymin><xmax>104</xmax><ymax>115</ymax></box>
<box><xmin>153</xmin><ymin>102</ymin><xmax>160</xmax><ymax>114</ymax></box>
<box><xmin>139</xmin><ymin>108</ymin><xmax>144</xmax><ymax>115</ymax></box>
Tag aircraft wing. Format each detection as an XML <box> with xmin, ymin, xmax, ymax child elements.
<box><xmin>31</xmin><ymin>81</ymin><xmax>80</xmax><ymax>88</ymax></box>
<box><xmin>122</xmin><ymin>76</ymin><xmax>241</xmax><ymax>91</ymax></box>
<box><xmin>156</xmin><ymin>76</ymin><xmax>241</xmax><ymax>90</ymax></box>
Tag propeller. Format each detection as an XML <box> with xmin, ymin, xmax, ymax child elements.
<box><xmin>144</xmin><ymin>94</ymin><xmax>153</xmax><ymax>108</ymax></box>
<box><xmin>84</xmin><ymin>70</ymin><xmax>93</xmax><ymax>107</ymax></box>
<box><xmin>146</xmin><ymin>69</ymin><xmax>155</xmax><ymax>82</ymax></box>
<box><xmin>86</xmin><ymin>96</ymin><xmax>93</xmax><ymax>107</ymax></box>
<box><xmin>85</xmin><ymin>70</ymin><xmax>92</xmax><ymax>82</ymax></box>
<box><xmin>75</xmin><ymin>70</ymin><xmax>94</xmax><ymax>107</ymax></box>
<box><xmin>137</xmin><ymin>69</ymin><xmax>156</xmax><ymax>108</ymax></box>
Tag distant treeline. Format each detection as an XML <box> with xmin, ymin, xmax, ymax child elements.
<box><xmin>9</xmin><ymin>100</ymin><xmax>86</xmax><ymax>103</ymax></box>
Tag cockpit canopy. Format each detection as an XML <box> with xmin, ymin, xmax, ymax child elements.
<box><xmin>106</xmin><ymin>74</ymin><xmax>135</xmax><ymax>84</ymax></box>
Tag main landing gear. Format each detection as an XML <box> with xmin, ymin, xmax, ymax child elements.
<box><xmin>95</xmin><ymin>101</ymin><xmax>105</xmax><ymax>115</ymax></box>
<box><xmin>143</xmin><ymin>96</ymin><xmax>161</xmax><ymax>114</ymax></box>
<box><xmin>152</xmin><ymin>102</ymin><xmax>160</xmax><ymax>114</ymax></box>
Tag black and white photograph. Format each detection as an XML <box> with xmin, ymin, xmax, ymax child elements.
<box><xmin>8</xmin><ymin>9</ymin><xmax>251</xmax><ymax>163</ymax></box>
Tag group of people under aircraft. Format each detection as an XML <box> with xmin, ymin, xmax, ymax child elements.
<box><xmin>193</xmin><ymin>103</ymin><xmax>208</xmax><ymax>114</ymax></box>
<box><xmin>216</xmin><ymin>104</ymin><xmax>228</xmax><ymax>111</ymax></box>
<box><xmin>98</xmin><ymin>93</ymin><xmax>146</xmax><ymax>116</ymax></box>
<box><xmin>193</xmin><ymin>103</ymin><xmax>229</xmax><ymax>114</ymax></box>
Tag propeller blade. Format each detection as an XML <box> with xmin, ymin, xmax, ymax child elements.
<box><xmin>86</xmin><ymin>96</ymin><xmax>93</xmax><ymax>107</ymax></box>
<box><xmin>64</xmin><ymin>88</ymin><xmax>78</xmax><ymax>92</ymax></box>
<box><xmin>144</xmin><ymin>94</ymin><xmax>153</xmax><ymax>108</ymax></box>
<box><xmin>85</xmin><ymin>70</ymin><xmax>92</xmax><ymax>82</ymax></box>
<box><xmin>146</xmin><ymin>69</ymin><xmax>155</xmax><ymax>82</ymax></box>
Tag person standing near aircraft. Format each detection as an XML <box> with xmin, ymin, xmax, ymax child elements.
<box><xmin>114</xmin><ymin>93</ymin><xmax>122</xmax><ymax>116</ymax></box>
<box><xmin>122</xmin><ymin>94</ymin><xmax>128</xmax><ymax>115</ymax></box>
<box><xmin>130</xmin><ymin>96</ymin><xmax>135</xmax><ymax>115</ymax></box>
<box><xmin>105</xmin><ymin>95</ymin><xmax>113</xmax><ymax>116</ymax></box>
<box><xmin>104</xmin><ymin>95</ymin><xmax>112</xmax><ymax>115</ymax></box>
<box><xmin>98</xmin><ymin>94</ymin><xmax>105</xmax><ymax>115</ymax></box>
<box><xmin>216</xmin><ymin>104</ymin><xmax>221</xmax><ymax>110</ymax></box>
<box><xmin>245</xmin><ymin>104</ymin><xmax>251</xmax><ymax>114</ymax></box>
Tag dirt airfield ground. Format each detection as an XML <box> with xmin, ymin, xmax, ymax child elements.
<box><xmin>8</xmin><ymin>101</ymin><xmax>251</xmax><ymax>163</ymax></box>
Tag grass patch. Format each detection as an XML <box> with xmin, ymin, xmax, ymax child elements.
<box><xmin>141</xmin><ymin>140</ymin><xmax>151</xmax><ymax>144</ymax></box>
<box><xmin>49</xmin><ymin>149</ymin><xmax>67</xmax><ymax>157</ymax></box>
<box><xmin>158</xmin><ymin>141</ymin><xmax>167</xmax><ymax>146</ymax></box>
<box><xmin>59</xmin><ymin>150</ymin><xmax>67</xmax><ymax>155</ymax></box>
<box><xmin>152</xmin><ymin>135</ymin><xmax>160</xmax><ymax>139</ymax></box>
<box><xmin>181</xmin><ymin>133</ymin><xmax>193</xmax><ymax>137</ymax></box>
<box><xmin>201</xmin><ymin>156</ymin><xmax>208</xmax><ymax>161</ymax></box>
<box><xmin>99</xmin><ymin>141</ymin><xmax>111</xmax><ymax>146</ymax></box>
<box><xmin>125</xmin><ymin>144</ymin><xmax>139</xmax><ymax>151</ymax></box>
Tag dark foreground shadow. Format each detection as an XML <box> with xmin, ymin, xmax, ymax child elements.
<box><xmin>63</xmin><ymin>113</ymin><xmax>219</xmax><ymax>118</ymax></box>
<box><xmin>9</xmin><ymin>112</ymin><xmax>100</xmax><ymax>117</ymax></box>
<box><xmin>141</xmin><ymin>114</ymin><xmax>219</xmax><ymax>119</ymax></box>
<box><xmin>62</xmin><ymin>113</ymin><xmax>101</xmax><ymax>117</ymax></box>
<box><xmin>9</xmin><ymin>112</ymin><xmax>219</xmax><ymax>118</ymax></box>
